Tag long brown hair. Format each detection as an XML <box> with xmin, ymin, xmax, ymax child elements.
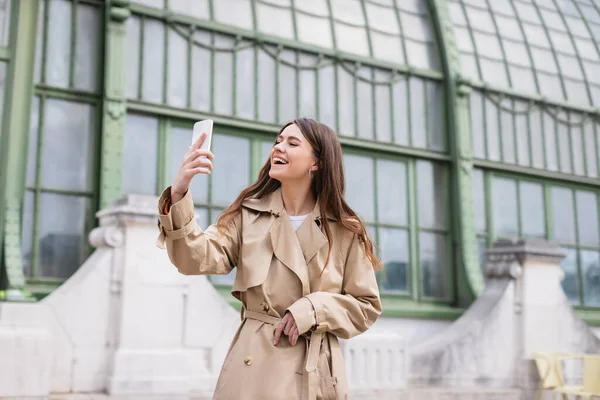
<box><xmin>217</xmin><ymin>118</ymin><xmax>381</xmax><ymax>271</ymax></box>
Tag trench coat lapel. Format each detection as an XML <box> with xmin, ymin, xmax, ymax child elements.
<box><xmin>295</xmin><ymin>207</ymin><xmax>328</xmax><ymax>266</ymax></box>
<box><xmin>270</xmin><ymin>212</ymin><xmax>311</xmax><ymax>295</ymax></box>
<box><xmin>243</xmin><ymin>188</ymin><xmax>328</xmax><ymax>295</ymax></box>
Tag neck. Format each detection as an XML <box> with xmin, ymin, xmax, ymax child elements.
<box><xmin>280</xmin><ymin>180</ymin><xmax>316</xmax><ymax>216</ymax></box>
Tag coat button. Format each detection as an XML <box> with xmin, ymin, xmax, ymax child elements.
<box><xmin>260</xmin><ymin>301</ymin><xmax>269</xmax><ymax>312</ymax></box>
<box><xmin>244</xmin><ymin>356</ymin><xmax>253</xmax><ymax>366</ymax></box>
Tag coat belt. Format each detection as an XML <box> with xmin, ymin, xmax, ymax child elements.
<box><xmin>244</xmin><ymin>310</ymin><xmax>324</xmax><ymax>400</ymax></box>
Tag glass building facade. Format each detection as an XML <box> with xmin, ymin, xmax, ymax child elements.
<box><xmin>0</xmin><ymin>0</ymin><xmax>599</xmax><ymax>322</ymax></box>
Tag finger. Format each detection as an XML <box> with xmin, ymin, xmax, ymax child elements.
<box><xmin>290</xmin><ymin>327</ymin><xmax>299</xmax><ymax>346</ymax></box>
<box><xmin>185</xmin><ymin>167</ymin><xmax>211</xmax><ymax>177</ymax></box>
<box><xmin>192</xmin><ymin>132</ymin><xmax>206</xmax><ymax>150</ymax></box>
<box><xmin>189</xmin><ymin>157</ymin><xmax>213</xmax><ymax>170</ymax></box>
<box><xmin>183</xmin><ymin>149</ymin><xmax>214</xmax><ymax>167</ymax></box>
<box><xmin>273</xmin><ymin>322</ymin><xmax>285</xmax><ymax>346</ymax></box>
<box><xmin>283</xmin><ymin>318</ymin><xmax>293</xmax><ymax>336</ymax></box>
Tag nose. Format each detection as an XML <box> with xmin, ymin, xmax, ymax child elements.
<box><xmin>273</xmin><ymin>142</ymin><xmax>285</xmax><ymax>153</ymax></box>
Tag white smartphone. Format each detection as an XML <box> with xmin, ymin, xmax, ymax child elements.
<box><xmin>192</xmin><ymin>119</ymin><xmax>213</xmax><ymax>153</ymax></box>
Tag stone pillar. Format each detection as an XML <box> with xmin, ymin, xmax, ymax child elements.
<box><xmin>409</xmin><ymin>238</ymin><xmax>600</xmax><ymax>399</ymax></box>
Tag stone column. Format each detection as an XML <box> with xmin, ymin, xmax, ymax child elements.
<box><xmin>409</xmin><ymin>238</ymin><xmax>600</xmax><ymax>399</ymax></box>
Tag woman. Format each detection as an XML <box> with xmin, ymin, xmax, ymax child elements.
<box><xmin>156</xmin><ymin>118</ymin><xmax>382</xmax><ymax>400</ymax></box>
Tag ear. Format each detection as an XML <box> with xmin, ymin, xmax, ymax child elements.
<box><xmin>310</xmin><ymin>160</ymin><xmax>319</xmax><ymax>172</ymax></box>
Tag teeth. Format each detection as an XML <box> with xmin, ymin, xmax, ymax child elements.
<box><xmin>273</xmin><ymin>157</ymin><xmax>287</xmax><ymax>164</ymax></box>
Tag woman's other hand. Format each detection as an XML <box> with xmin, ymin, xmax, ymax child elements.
<box><xmin>274</xmin><ymin>312</ymin><xmax>300</xmax><ymax>346</ymax></box>
<box><xmin>171</xmin><ymin>132</ymin><xmax>215</xmax><ymax>204</ymax></box>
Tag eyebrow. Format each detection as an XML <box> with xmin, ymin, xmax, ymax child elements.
<box><xmin>277</xmin><ymin>134</ymin><xmax>303</xmax><ymax>142</ymax></box>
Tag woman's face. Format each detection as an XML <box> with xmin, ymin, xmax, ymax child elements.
<box><xmin>268</xmin><ymin>124</ymin><xmax>317</xmax><ymax>184</ymax></box>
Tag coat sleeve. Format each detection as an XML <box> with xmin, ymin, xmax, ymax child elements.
<box><xmin>156</xmin><ymin>186</ymin><xmax>241</xmax><ymax>276</ymax></box>
<box><xmin>287</xmin><ymin>233</ymin><xmax>382</xmax><ymax>339</ymax></box>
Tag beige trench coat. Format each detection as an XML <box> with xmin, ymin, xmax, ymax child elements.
<box><xmin>156</xmin><ymin>187</ymin><xmax>382</xmax><ymax>400</ymax></box>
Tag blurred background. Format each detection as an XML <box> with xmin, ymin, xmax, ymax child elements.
<box><xmin>0</xmin><ymin>0</ymin><xmax>599</xmax><ymax>398</ymax></box>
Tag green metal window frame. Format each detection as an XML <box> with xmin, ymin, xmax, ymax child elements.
<box><xmin>475</xmin><ymin>167</ymin><xmax>600</xmax><ymax>321</ymax></box>
<box><xmin>19</xmin><ymin>0</ymin><xmax>105</xmax><ymax>296</ymax></box>
<box><xmin>124</xmin><ymin>8</ymin><xmax>447</xmax><ymax>155</ymax></box>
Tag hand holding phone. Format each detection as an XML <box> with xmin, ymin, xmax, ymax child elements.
<box><xmin>171</xmin><ymin>119</ymin><xmax>215</xmax><ymax>203</ymax></box>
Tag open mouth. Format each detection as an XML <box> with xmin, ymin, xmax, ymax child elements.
<box><xmin>272</xmin><ymin>157</ymin><xmax>288</xmax><ymax>165</ymax></box>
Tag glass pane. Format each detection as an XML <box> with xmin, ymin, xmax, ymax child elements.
<box><xmin>0</xmin><ymin>0</ymin><xmax>10</xmax><ymax>46</ymax></box>
<box><xmin>583</xmin><ymin>123</ymin><xmax>598</xmax><ymax>178</ymax></box>
<box><xmin>195</xmin><ymin>207</ymin><xmax>209</xmax><ymax>230</ymax></box>
<box><xmin>337</xmin><ymin>64</ymin><xmax>355</xmax><ymax>136</ymax></box>
<box><xmin>375</xmin><ymin>81</ymin><xmax>391</xmax><ymax>142</ymax></box>
<box><xmin>41</xmin><ymin>100</ymin><xmax>95</xmax><ymax>191</ymax></box>
<box><xmin>379</xmin><ymin>228</ymin><xmax>409</xmax><ymax>293</ymax></box>
<box><xmin>560</xmin><ymin>247</ymin><xmax>580</xmax><ymax>304</ymax></box>
<box><xmin>530</xmin><ymin>109</ymin><xmax>544</xmax><ymax>169</ymax></box>
<box><xmin>142</xmin><ymin>18</ymin><xmax>165</xmax><ymax>103</ymax></box>
<box><xmin>376</xmin><ymin>159</ymin><xmax>407</xmax><ymax>225</ymax></box>
<box><xmin>257</xmin><ymin>46</ymin><xmax>276</xmax><ymax>123</ymax></box>
<box><xmin>581</xmin><ymin>250</ymin><xmax>600</xmax><ymax>306</ymax></box>
<box><xmin>571</xmin><ymin>125</ymin><xmax>585</xmax><ymax>176</ymax></box>
<box><xmin>213</xmin><ymin>0</ymin><xmax>253</xmax><ymax>31</ymax></box>
<box><xmin>427</xmin><ymin>81</ymin><xmax>444</xmax><ymax>151</ymax></box>
<box><xmin>472</xmin><ymin>168</ymin><xmax>486</xmax><ymax>233</ymax></box>
<box><xmin>123</xmin><ymin>114</ymin><xmax>158</xmax><ymax>195</ymax></box>
<box><xmin>236</xmin><ymin>46</ymin><xmax>256</xmax><ymax>119</ymax></box>
<box><xmin>543</xmin><ymin>113</ymin><xmax>558</xmax><ymax>171</ymax></box>
<box><xmin>343</xmin><ymin>154</ymin><xmax>375</xmax><ymax>222</ymax></box>
<box><xmin>356</xmin><ymin>76</ymin><xmax>373</xmax><ymax>140</ymax></box>
<box><xmin>551</xmin><ymin>187</ymin><xmax>576</xmax><ymax>244</ymax></box>
<box><xmin>298</xmin><ymin>59</ymin><xmax>317</xmax><ymax>118</ymax></box>
<box><xmin>131</xmin><ymin>0</ymin><xmax>163</xmax><ymax>8</ymax></box>
<box><xmin>211</xmin><ymin>135</ymin><xmax>250</xmax><ymax>205</ymax></box>
<box><xmin>334</xmin><ymin>23</ymin><xmax>370</xmax><ymax>58</ymax></box>
<box><xmin>557</xmin><ymin>122</ymin><xmax>572</xmax><ymax>174</ymax></box>
<box><xmin>296</xmin><ymin>12</ymin><xmax>333</xmax><ymax>49</ymax></box>
<box><xmin>21</xmin><ymin>191</ymin><xmax>35</xmax><ymax>278</ymax></box>
<box><xmin>169</xmin><ymin>0</ymin><xmax>210</xmax><ymax>19</ymax></box>
<box><xmin>520</xmin><ymin>181</ymin><xmax>545</xmax><ymax>238</ymax></box>
<box><xmin>33</xmin><ymin>0</ymin><xmax>44</xmax><ymax>83</ymax></box>
<box><xmin>74</xmin><ymin>4</ymin><xmax>100</xmax><ymax>91</ymax></box>
<box><xmin>515</xmin><ymin>110</ymin><xmax>530</xmax><ymax>167</ymax></box>
<box><xmin>278</xmin><ymin>50</ymin><xmax>297</xmax><ymax>124</ymax></box>
<box><xmin>470</xmin><ymin>91</ymin><xmax>485</xmax><ymax>159</ymax></box>
<box><xmin>492</xmin><ymin>177</ymin><xmax>518</xmax><ymax>237</ymax></box>
<box><xmin>191</xmin><ymin>31</ymin><xmax>211</xmax><ymax>111</ymax></box>
<box><xmin>214</xmin><ymin>35</ymin><xmax>234</xmax><ymax>116</ymax></box>
<box><xmin>26</xmin><ymin>97</ymin><xmax>40</xmax><ymax>187</ymax></box>
<box><xmin>38</xmin><ymin>193</ymin><xmax>89</xmax><ymax>279</ymax></box>
<box><xmin>576</xmin><ymin>191</ymin><xmax>599</xmax><ymax>246</ymax></box>
<box><xmin>410</xmin><ymin>77</ymin><xmax>426</xmax><ymax>148</ymax></box>
<box><xmin>478</xmin><ymin>237</ymin><xmax>488</xmax><ymax>278</ymax></box>
<box><xmin>167</xmin><ymin>26</ymin><xmax>188</xmax><ymax>108</ymax></box>
<box><xmin>169</xmin><ymin>126</ymin><xmax>209</xmax><ymax>204</ymax></box>
<box><xmin>256</xmin><ymin>1</ymin><xmax>294</xmax><ymax>39</ymax></box>
<box><xmin>420</xmin><ymin>232</ymin><xmax>449</xmax><ymax>298</ymax></box>
<box><xmin>46</xmin><ymin>0</ymin><xmax>72</xmax><ymax>88</ymax></box>
<box><xmin>417</xmin><ymin>161</ymin><xmax>446</xmax><ymax>229</ymax></box>
<box><xmin>318</xmin><ymin>64</ymin><xmax>336</xmax><ymax>129</ymax></box>
<box><xmin>500</xmin><ymin>108</ymin><xmax>515</xmax><ymax>164</ymax></box>
<box><xmin>261</xmin><ymin>141</ymin><xmax>274</xmax><ymax>166</ymax></box>
<box><xmin>125</xmin><ymin>16</ymin><xmax>141</xmax><ymax>99</ymax></box>
<box><xmin>392</xmin><ymin>78</ymin><xmax>408</xmax><ymax>146</ymax></box>
<box><xmin>485</xmin><ymin>98</ymin><xmax>500</xmax><ymax>161</ymax></box>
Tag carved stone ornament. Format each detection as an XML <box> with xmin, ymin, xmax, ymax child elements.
<box><xmin>89</xmin><ymin>225</ymin><xmax>124</xmax><ymax>248</ymax></box>
<box><xmin>485</xmin><ymin>238</ymin><xmax>565</xmax><ymax>280</ymax></box>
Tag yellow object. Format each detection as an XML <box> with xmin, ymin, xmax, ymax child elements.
<box><xmin>553</xmin><ymin>354</ymin><xmax>600</xmax><ymax>400</ymax></box>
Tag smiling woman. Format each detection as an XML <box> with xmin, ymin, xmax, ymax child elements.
<box><xmin>157</xmin><ymin>117</ymin><xmax>382</xmax><ymax>399</ymax></box>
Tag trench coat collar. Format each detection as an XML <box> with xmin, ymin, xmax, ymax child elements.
<box><xmin>243</xmin><ymin>188</ymin><xmax>328</xmax><ymax>294</ymax></box>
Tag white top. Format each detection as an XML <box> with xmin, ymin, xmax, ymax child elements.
<box><xmin>288</xmin><ymin>214</ymin><xmax>308</xmax><ymax>231</ymax></box>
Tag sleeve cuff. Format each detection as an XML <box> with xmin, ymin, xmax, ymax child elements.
<box><xmin>286</xmin><ymin>297</ymin><xmax>316</xmax><ymax>335</ymax></box>
<box><xmin>157</xmin><ymin>187</ymin><xmax>195</xmax><ymax>232</ymax></box>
